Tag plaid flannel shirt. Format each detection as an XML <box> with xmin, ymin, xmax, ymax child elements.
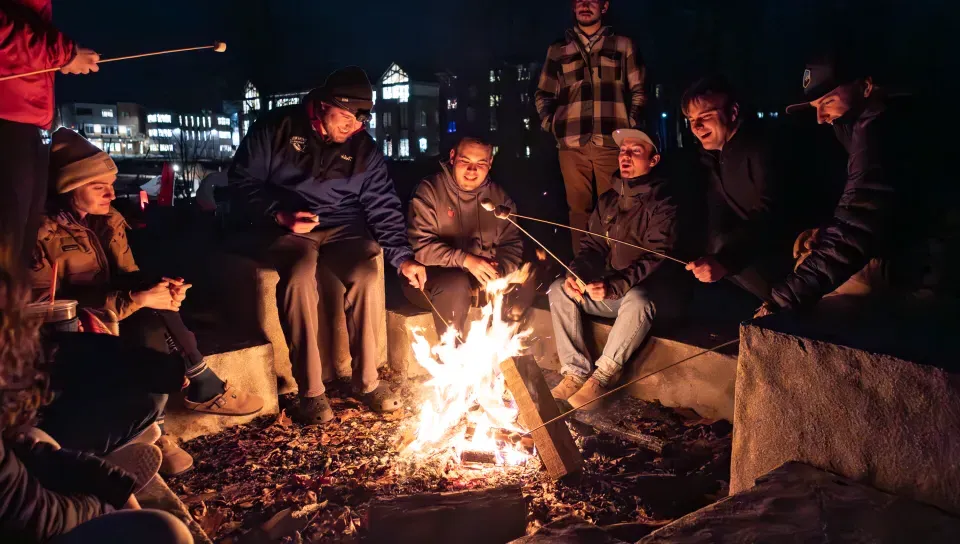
<box><xmin>535</xmin><ymin>27</ymin><xmax>646</xmax><ymax>150</ymax></box>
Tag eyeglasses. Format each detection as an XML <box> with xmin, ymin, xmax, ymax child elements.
<box><xmin>329</xmin><ymin>97</ymin><xmax>372</xmax><ymax>125</ymax></box>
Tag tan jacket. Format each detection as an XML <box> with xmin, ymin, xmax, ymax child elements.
<box><xmin>30</xmin><ymin>208</ymin><xmax>143</xmax><ymax>320</ymax></box>
<box><xmin>408</xmin><ymin>164</ymin><xmax>523</xmax><ymax>273</ymax></box>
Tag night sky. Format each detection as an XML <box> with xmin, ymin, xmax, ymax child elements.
<box><xmin>53</xmin><ymin>0</ymin><xmax>957</xmax><ymax>112</ymax></box>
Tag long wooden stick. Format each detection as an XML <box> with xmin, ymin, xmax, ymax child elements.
<box><xmin>507</xmin><ymin>217</ymin><xmax>612</xmax><ymax>312</ymax></box>
<box><xmin>0</xmin><ymin>43</ymin><xmax>226</xmax><ymax>82</ymax></box>
<box><xmin>419</xmin><ymin>287</ymin><xmax>462</xmax><ymax>340</ymax></box>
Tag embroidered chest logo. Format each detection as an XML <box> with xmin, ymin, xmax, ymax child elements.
<box><xmin>340</xmin><ymin>154</ymin><xmax>353</xmax><ymax>162</ymax></box>
<box><xmin>802</xmin><ymin>69</ymin><xmax>812</xmax><ymax>89</ymax></box>
<box><xmin>447</xmin><ymin>208</ymin><xmax>455</xmax><ymax>218</ymax></box>
<box><xmin>61</xmin><ymin>244</ymin><xmax>80</xmax><ymax>252</ymax></box>
<box><xmin>289</xmin><ymin>136</ymin><xmax>306</xmax><ymax>152</ymax></box>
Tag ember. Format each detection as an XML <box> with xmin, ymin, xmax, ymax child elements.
<box><xmin>402</xmin><ymin>265</ymin><xmax>535</xmax><ymax>468</ymax></box>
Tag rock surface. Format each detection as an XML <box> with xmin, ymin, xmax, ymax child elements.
<box><xmin>732</xmin><ymin>302</ymin><xmax>960</xmax><ymax>515</ymax></box>
<box><xmin>642</xmin><ymin>462</ymin><xmax>960</xmax><ymax>543</ymax></box>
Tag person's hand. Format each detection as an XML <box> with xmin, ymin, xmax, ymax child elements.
<box><xmin>686</xmin><ymin>256</ymin><xmax>729</xmax><ymax>283</ymax></box>
<box><xmin>562</xmin><ymin>275</ymin><xmax>585</xmax><ymax>303</ymax></box>
<box><xmin>584</xmin><ymin>281</ymin><xmax>607</xmax><ymax>301</ymax></box>
<box><xmin>753</xmin><ymin>302</ymin><xmax>776</xmax><ymax>319</ymax></box>
<box><xmin>61</xmin><ymin>47</ymin><xmax>100</xmax><ymax>75</ymax></box>
<box><xmin>400</xmin><ymin>260</ymin><xmax>427</xmax><ymax>290</ymax></box>
<box><xmin>275</xmin><ymin>211</ymin><xmax>320</xmax><ymax>234</ymax></box>
<box><xmin>163</xmin><ymin>277</ymin><xmax>192</xmax><ymax>304</ymax></box>
<box><xmin>792</xmin><ymin>228</ymin><xmax>821</xmax><ymax>270</ymax></box>
<box><xmin>132</xmin><ymin>281</ymin><xmax>179</xmax><ymax>311</ymax></box>
<box><xmin>462</xmin><ymin>254</ymin><xmax>500</xmax><ymax>286</ymax></box>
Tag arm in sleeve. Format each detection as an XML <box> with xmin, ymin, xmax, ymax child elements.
<box><xmin>770</xmin><ymin>131</ymin><xmax>895</xmax><ymax>310</ymax></box>
<box><xmin>624</xmin><ymin>38</ymin><xmax>647</xmax><ymax>126</ymax></box>
<box><xmin>360</xmin><ymin>151</ymin><xmax>415</xmax><ymax>270</ymax></box>
<box><xmin>0</xmin><ymin>3</ymin><xmax>76</xmax><ymax>74</ymax></box>
<box><xmin>408</xmin><ymin>182</ymin><xmax>468</xmax><ymax>268</ymax></box>
<box><xmin>227</xmin><ymin>117</ymin><xmax>278</xmax><ymax>220</ymax></box>
<box><xmin>0</xmin><ymin>439</ymin><xmax>113</xmax><ymax>542</ymax></box>
<box><xmin>570</xmin><ymin>207</ymin><xmax>610</xmax><ymax>281</ymax></box>
<box><xmin>494</xmin><ymin>195</ymin><xmax>524</xmax><ymax>274</ymax></box>
<box><xmin>712</xmin><ymin>143</ymin><xmax>783</xmax><ymax>273</ymax></box>
<box><xmin>535</xmin><ymin>47</ymin><xmax>561</xmax><ymax>132</ymax></box>
<box><xmin>607</xmin><ymin>198</ymin><xmax>678</xmax><ymax>298</ymax></box>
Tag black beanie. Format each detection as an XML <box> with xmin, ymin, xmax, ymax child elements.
<box><xmin>318</xmin><ymin>66</ymin><xmax>373</xmax><ymax>113</ymax></box>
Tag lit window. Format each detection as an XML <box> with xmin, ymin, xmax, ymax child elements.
<box><xmin>418</xmin><ymin>137</ymin><xmax>427</xmax><ymax>153</ymax></box>
<box><xmin>220</xmin><ymin>144</ymin><xmax>233</xmax><ymax>153</ymax></box>
<box><xmin>369</xmin><ymin>112</ymin><xmax>376</xmax><ymax>129</ymax></box>
<box><xmin>493</xmin><ymin>146</ymin><xmax>499</xmax><ymax>155</ymax></box>
<box><xmin>757</xmin><ymin>112</ymin><xmax>765</xmax><ymax>119</ymax></box>
<box><xmin>490</xmin><ymin>115</ymin><xmax>498</xmax><ymax>131</ymax></box>
<box><xmin>523</xmin><ymin>117</ymin><xmax>531</xmax><ymax>130</ymax></box>
<box><xmin>419</xmin><ymin>110</ymin><xmax>427</xmax><ymax>127</ymax></box>
<box><xmin>490</xmin><ymin>69</ymin><xmax>495</xmax><ymax>82</ymax></box>
<box><xmin>448</xmin><ymin>121</ymin><xmax>457</xmax><ymax>133</ymax></box>
<box><xmin>219</xmin><ymin>130</ymin><xmax>231</xmax><ymax>139</ymax></box>
<box><xmin>384</xmin><ymin>112</ymin><xmax>392</xmax><ymax>128</ymax></box>
<box><xmin>101</xmin><ymin>109</ymin><xmax>114</xmax><ymax>118</ymax></box>
<box><xmin>399</xmin><ymin>138</ymin><xmax>410</xmax><ymax>158</ymax></box>
<box><xmin>179</xmin><ymin>115</ymin><xmax>183</xmax><ymax>125</ymax></box>
<box><xmin>93</xmin><ymin>124</ymin><xmax>102</xmax><ymax>134</ymax></box>
<box><xmin>148</xmin><ymin>114</ymin><xmax>157</xmax><ymax>123</ymax></box>
<box><xmin>148</xmin><ymin>129</ymin><xmax>158</xmax><ymax>137</ymax></box>
<box><xmin>383</xmin><ymin>139</ymin><xmax>393</xmax><ymax>157</ymax></box>
<box><xmin>447</xmin><ymin>98</ymin><xmax>457</xmax><ymax>110</ymax></box>
<box><xmin>207</xmin><ymin>117</ymin><xmax>212</xmax><ymax>127</ymax></box>
<box><xmin>525</xmin><ymin>146</ymin><xmax>531</xmax><ymax>158</ymax></box>
<box><xmin>489</xmin><ymin>94</ymin><xmax>500</xmax><ymax>107</ymax></box>
<box><xmin>382</xmin><ymin>63</ymin><xmax>409</xmax><ymax>85</ymax></box>
<box><xmin>244</xmin><ymin>81</ymin><xmax>261</xmax><ymax>113</ymax></box>
<box><xmin>218</xmin><ymin>117</ymin><xmax>231</xmax><ymax>126</ymax></box>
<box><xmin>372</xmin><ymin>90</ymin><xmax>377</xmax><ymax>106</ymax></box>
<box><xmin>232</xmin><ymin>128</ymin><xmax>240</xmax><ymax>146</ymax></box>
<box><xmin>661</xmin><ymin>112</ymin><xmax>668</xmax><ymax>119</ymax></box>
<box><xmin>158</xmin><ymin>114</ymin><xmax>171</xmax><ymax>124</ymax></box>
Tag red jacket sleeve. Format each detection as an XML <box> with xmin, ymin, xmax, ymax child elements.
<box><xmin>0</xmin><ymin>1</ymin><xmax>76</xmax><ymax>75</ymax></box>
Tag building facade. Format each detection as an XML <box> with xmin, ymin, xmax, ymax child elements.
<box><xmin>373</xmin><ymin>63</ymin><xmax>440</xmax><ymax>161</ymax></box>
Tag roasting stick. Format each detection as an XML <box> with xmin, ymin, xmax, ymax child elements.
<box><xmin>0</xmin><ymin>42</ymin><xmax>228</xmax><ymax>82</ymax></box>
<box><xmin>521</xmin><ymin>338</ymin><xmax>741</xmax><ymax>436</ymax></box>
<box><xmin>419</xmin><ymin>287</ymin><xmax>463</xmax><ymax>341</ymax></box>
<box><xmin>48</xmin><ymin>262</ymin><xmax>58</xmax><ymax>305</ymax></box>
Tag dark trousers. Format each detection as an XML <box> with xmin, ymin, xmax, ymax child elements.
<box><xmin>402</xmin><ymin>267</ymin><xmax>475</xmax><ymax>335</ymax></box>
<box><xmin>37</xmin><ymin>332</ymin><xmax>185</xmax><ymax>457</ymax></box>
<box><xmin>121</xmin><ymin>308</ymin><xmax>206</xmax><ymax>376</ymax></box>
<box><xmin>243</xmin><ymin>225</ymin><xmax>385</xmax><ymax>397</ymax></box>
<box><xmin>0</xmin><ymin>119</ymin><xmax>48</xmax><ymax>272</ymax></box>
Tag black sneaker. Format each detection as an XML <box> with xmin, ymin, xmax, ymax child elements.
<box><xmin>294</xmin><ymin>394</ymin><xmax>335</xmax><ymax>425</ymax></box>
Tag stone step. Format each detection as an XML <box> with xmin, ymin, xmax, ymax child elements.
<box><xmin>386</xmin><ymin>296</ymin><xmax>739</xmax><ymax>421</ymax></box>
<box><xmin>163</xmin><ymin>340</ymin><xmax>279</xmax><ymax>443</ymax></box>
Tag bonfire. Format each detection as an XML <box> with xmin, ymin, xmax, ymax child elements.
<box><xmin>402</xmin><ymin>264</ymin><xmax>535</xmax><ymax>467</ymax></box>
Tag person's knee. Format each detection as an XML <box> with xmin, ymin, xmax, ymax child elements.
<box><xmin>132</xmin><ymin>510</ymin><xmax>193</xmax><ymax>544</ymax></box>
<box><xmin>432</xmin><ymin>270</ymin><xmax>471</xmax><ymax>298</ymax></box>
<box><xmin>548</xmin><ymin>278</ymin><xmax>574</xmax><ymax>305</ymax></box>
<box><xmin>620</xmin><ymin>288</ymin><xmax>656</xmax><ymax>320</ymax></box>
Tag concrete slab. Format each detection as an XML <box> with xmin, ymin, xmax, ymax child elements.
<box><xmin>732</xmin><ymin>297</ymin><xmax>960</xmax><ymax>515</ymax></box>
<box><xmin>212</xmin><ymin>251</ymin><xmax>387</xmax><ymax>395</ymax></box>
<box><xmin>163</xmin><ymin>342</ymin><xmax>278</xmax><ymax>442</ymax></box>
<box><xmin>641</xmin><ymin>462</ymin><xmax>960</xmax><ymax>543</ymax></box>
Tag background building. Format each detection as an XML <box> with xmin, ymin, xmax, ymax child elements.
<box><xmin>373</xmin><ymin>63</ymin><xmax>440</xmax><ymax>161</ymax></box>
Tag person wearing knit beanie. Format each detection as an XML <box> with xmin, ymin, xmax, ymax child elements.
<box><xmin>50</xmin><ymin>127</ymin><xmax>119</xmax><ymax>195</ymax></box>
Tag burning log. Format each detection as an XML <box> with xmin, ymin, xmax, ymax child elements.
<box><xmin>367</xmin><ymin>485</ymin><xmax>526</xmax><ymax>544</ymax></box>
<box><xmin>570</xmin><ymin>409</ymin><xmax>666</xmax><ymax>454</ymax></box>
<box><xmin>500</xmin><ymin>356</ymin><xmax>583</xmax><ymax>479</ymax></box>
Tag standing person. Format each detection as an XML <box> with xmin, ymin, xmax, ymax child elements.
<box><xmin>0</xmin><ymin>1</ymin><xmax>99</xmax><ymax>270</ymax></box>
<box><xmin>757</xmin><ymin>50</ymin><xmax>938</xmax><ymax>316</ymax></box>
<box><xmin>681</xmin><ymin>76</ymin><xmax>790</xmax><ymax>305</ymax></box>
<box><xmin>536</xmin><ymin>0</ymin><xmax>647</xmax><ymax>253</ymax></box>
<box><xmin>548</xmin><ymin>129</ymin><xmax>677</xmax><ymax>409</ymax></box>
<box><xmin>405</xmin><ymin>136</ymin><xmax>524</xmax><ymax>335</ymax></box>
<box><xmin>31</xmin><ymin>128</ymin><xmax>264</xmax><ymax>476</ymax></box>
<box><xmin>228</xmin><ymin>66</ymin><xmax>427</xmax><ymax>425</ymax></box>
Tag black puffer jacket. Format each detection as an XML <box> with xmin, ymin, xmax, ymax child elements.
<box><xmin>770</xmin><ymin>93</ymin><xmax>931</xmax><ymax>309</ymax></box>
<box><xmin>571</xmin><ymin>171</ymin><xmax>678</xmax><ymax>299</ymax></box>
<box><xmin>0</xmin><ymin>433</ymin><xmax>135</xmax><ymax>543</ymax></box>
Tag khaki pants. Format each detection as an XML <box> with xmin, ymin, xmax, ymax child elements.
<box><xmin>558</xmin><ymin>143</ymin><xmax>621</xmax><ymax>253</ymax></box>
<box><xmin>258</xmin><ymin>225</ymin><xmax>384</xmax><ymax>398</ymax></box>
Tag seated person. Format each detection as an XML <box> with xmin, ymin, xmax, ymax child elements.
<box><xmin>0</xmin><ymin>262</ymin><xmax>192</xmax><ymax>544</ymax></box>
<box><xmin>405</xmin><ymin>136</ymin><xmax>523</xmax><ymax>334</ymax></box>
<box><xmin>30</xmin><ymin>128</ymin><xmax>263</xmax><ymax>475</ymax></box>
<box><xmin>548</xmin><ymin>129</ymin><xmax>678</xmax><ymax>409</ymax></box>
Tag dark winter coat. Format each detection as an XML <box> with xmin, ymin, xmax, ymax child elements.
<box><xmin>407</xmin><ymin>163</ymin><xmax>523</xmax><ymax>273</ymax></box>
<box><xmin>227</xmin><ymin>99</ymin><xmax>414</xmax><ymax>269</ymax></box>
<box><xmin>0</xmin><ymin>433</ymin><xmax>134</xmax><ymax>543</ymax></box>
<box><xmin>570</xmin><ymin>171</ymin><xmax>678</xmax><ymax>299</ymax></box>
<box><xmin>0</xmin><ymin>0</ymin><xmax>75</xmax><ymax>128</ymax></box>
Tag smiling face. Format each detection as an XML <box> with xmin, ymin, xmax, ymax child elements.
<box><xmin>449</xmin><ymin>140</ymin><xmax>493</xmax><ymax>191</ymax></box>
<box><xmin>618</xmin><ymin>138</ymin><xmax>659</xmax><ymax>179</ymax></box>
<box><xmin>71</xmin><ymin>179</ymin><xmax>116</xmax><ymax>217</ymax></box>
<box><xmin>809</xmin><ymin>78</ymin><xmax>873</xmax><ymax>125</ymax></box>
<box><xmin>685</xmin><ymin>94</ymin><xmax>739</xmax><ymax>151</ymax></box>
<box><xmin>573</xmin><ymin>0</ymin><xmax>607</xmax><ymax>27</ymax></box>
<box><xmin>319</xmin><ymin>103</ymin><xmax>364</xmax><ymax>143</ymax></box>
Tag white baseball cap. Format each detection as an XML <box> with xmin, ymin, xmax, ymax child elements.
<box><xmin>613</xmin><ymin>128</ymin><xmax>658</xmax><ymax>153</ymax></box>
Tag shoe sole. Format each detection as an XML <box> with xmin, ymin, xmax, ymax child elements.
<box><xmin>184</xmin><ymin>406</ymin><xmax>264</xmax><ymax>417</ymax></box>
<box><xmin>105</xmin><ymin>443</ymin><xmax>162</xmax><ymax>495</ymax></box>
<box><xmin>160</xmin><ymin>462</ymin><xmax>194</xmax><ymax>478</ymax></box>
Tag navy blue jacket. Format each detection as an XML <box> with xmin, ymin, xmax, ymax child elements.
<box><xmin>228</xmin><ymin>103</ymin><xmax>414</xmax><ymax>269</ymax></box>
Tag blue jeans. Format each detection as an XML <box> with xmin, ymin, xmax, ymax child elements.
<box><xmin>548</xmin><ymin>277</ymin><xmax>656</xmax><ymax>386</ymax></box>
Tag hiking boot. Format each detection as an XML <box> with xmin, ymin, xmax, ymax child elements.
<box><xmin>550</xmin><ymin>374</ymin><xmax>587</xmax><ymax>401</ymax></box>
<box><xmin>157</xmin><ymin>436</ymin><xmax>194</xmax><ymax>476</ymax></box>
<box><xmin>105</xmin><ymin>443</ymin><xmax>162</xmax><ymax>495</ymax></box>
<box><xmin>567</xmin><ymin>378</ymin><xmax>610</xmax><ymax>412</ymax></box>
<box><xmin>294</xmin><ymin>394</ymin><xmax>335</xmax><ymax>425</ymax></box>
<box><xmin>356</xmin><ymin>382</ymin><xmax>401</xmax><ymax>413</ymax></box>
<box><xmin>183</xmin><ymin>381</ymin><xmax>264</xmax><ymax>417</ymax></box>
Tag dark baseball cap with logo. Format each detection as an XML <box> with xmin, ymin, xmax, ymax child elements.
<box><xmin>785</xmin><ymin>50</ymin><xmax>866</xmax><ymax>114</ymax></box>
<box><xmin>317</xmin><ymin>66</ymin><xmax>374</xmax><ymax>122</ymax></box>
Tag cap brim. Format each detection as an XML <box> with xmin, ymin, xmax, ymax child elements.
<box><xmin>785</xmin><ymin>102</ymin><xmax>813</xmax><ymax>114</ymax></box>
<box><xmin>613</xmin><ymin>129</ymin><xmax>658</xmax><ymax>153</ymax></box>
